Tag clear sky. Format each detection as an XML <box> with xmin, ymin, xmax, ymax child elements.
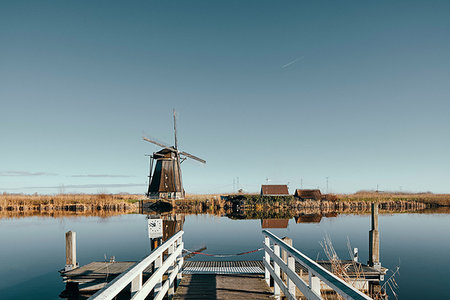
<box><xmin>1</xmin><ymin>0</ymin><xmax>449</xmax><ymax>194</ymax></box>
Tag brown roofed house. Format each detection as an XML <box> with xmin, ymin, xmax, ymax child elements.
<box><xmin>260</xmin><ymin>185</ymin><xmax>289</xmax><ymax>196</ymax></box>
<box><xmin>294</xmin><ymin>189</ymin><xmax>322</xmax><ymax>201</ymax></box>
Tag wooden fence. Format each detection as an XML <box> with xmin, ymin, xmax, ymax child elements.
<box><xmin>263</xmin><ymin>230</ymin><xmax>372</xmax><ymax>300</ymax></box>
<box><xmin>89</xmin><ymin>230</ymin><xmax>184</xmax><ymax>300</ymax></box>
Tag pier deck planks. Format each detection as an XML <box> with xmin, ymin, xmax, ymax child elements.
<box><xmin>174</xmin><ymin>274</ymin><xmax>273</xmax><ymax>300</ymax></box>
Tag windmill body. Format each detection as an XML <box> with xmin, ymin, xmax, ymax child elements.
<box><xmin>147</xmin><ymin>148</ymin><xmax>184</xmax><ymax>199</ymax></box>
<box><xmin>143</xmin><ymin>110</ymin><xmax>205</xmax><ymax>200</ymax></box>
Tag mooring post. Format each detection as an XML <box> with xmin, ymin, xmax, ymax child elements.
<box><xmin>353</xmin><ymin>247</ymin><xmax>359</xmax><ymax>262</ymax></box>
<box><xmin>65</xmin><ymin>231</ymin><xmax>78</xmax><ymax>271</ymax></box>
<box><xmin>369</xmin><ymin>202</ymin><xmax>381</xmax><ymax>270</ymax></box>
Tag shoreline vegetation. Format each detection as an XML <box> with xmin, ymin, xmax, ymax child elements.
<box><xmin>1</xmin><ymin>191</ymin><xmax>449</xmax><ymax>218</ymax></box>
<box><xmin>0</xmin><ymin>193</ymin><xmax>141</xmax><ymax>218</ymax></box>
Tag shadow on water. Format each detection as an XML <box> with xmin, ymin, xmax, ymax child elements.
<box><xmin>0</xmin><ymin>271</ymin><xmax>64</xmax><ymax>300</ymax></box>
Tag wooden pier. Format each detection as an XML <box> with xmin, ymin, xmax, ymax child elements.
<box><xmin>174</xmin><ymin>274</ymin><xmax>272</xmax><ymax>299</ymax></box>
<box><xmin>60</xmin><ymin>230</ymin><xmax>385</xmax><ymax>300</ymax></box>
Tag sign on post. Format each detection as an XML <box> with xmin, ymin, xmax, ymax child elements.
<box><xmin>148</xmin><ymin>218</ymin><xmax>163</xmax><ymax>239</ymax></box>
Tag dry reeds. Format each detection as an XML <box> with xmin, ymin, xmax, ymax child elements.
<box><xmin>0</xmin><ymin>193</ymin><xmax>142</xmax><ymax>217</ymax></box>
<box><xmin>338</xmin><ymin>192</ymin><xmax>450</xmax><ymax>206</ymax></box>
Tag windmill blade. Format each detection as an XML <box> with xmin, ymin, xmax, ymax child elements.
<box><xmin>180</xmin><ymin>151</ymin><xmax>206</xmax><ymax>164</ymax></box>
<box><xmin>173</xmin><ymin>109</ymin><xmax>178</xmax><ymax>149</ymax></box>
<box><xmin>142</xmin><ymin>136</ymin><xmax>176</xmax><ymax>151</ymax></box>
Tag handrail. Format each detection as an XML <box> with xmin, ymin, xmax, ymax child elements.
<box><xmin>89</xmin><ymin>230</ymin><xmax>184</xmax><ymax>300</ymax></box>
<box><xmin>262</xmin><ymin>230</ymin><xmax>372</xmax><ymax>300</ymax></box>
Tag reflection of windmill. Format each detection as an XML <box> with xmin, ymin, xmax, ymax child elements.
<box><xmin>143</xmin><ymin>110</ymin><xmax>206</xmax><ymax>200</ymax></box>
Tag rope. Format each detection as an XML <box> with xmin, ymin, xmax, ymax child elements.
<box><xmin>183</xmin><ymin>248</ymin><xmax>263</xmax><ymax>258</ymax></box>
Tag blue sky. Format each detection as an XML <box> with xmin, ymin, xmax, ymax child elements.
<box><xmin>1</xmin><ymin>0</ymin><xmax>449</xmax><ymax>194</ymax></box>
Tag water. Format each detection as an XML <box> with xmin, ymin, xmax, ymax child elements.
<box><xmin>0</xmin><ymin>212</ymin><xmax>449</xmax><ymax>299</ymax></box>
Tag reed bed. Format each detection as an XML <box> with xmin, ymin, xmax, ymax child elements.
<box><xmin>0</xmin><ymin>193</ymin><xmax>143</xmax><ymax>213</ymax></box>
<box><xmin>0</xmin><ymin>209</ymin><xmax>128</xmax><ymax>219</ymax></box>
<box><xmin>337</xmin><ymin>192</ymin><xmax>450</xmax><ymax>206</ymax></box>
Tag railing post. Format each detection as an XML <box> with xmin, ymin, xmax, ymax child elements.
<box><xmin>273</xmin><ymin>243</ymin><xmax>281</xmax><ymax>299</ymax></box>
<box><xmin>154</xmin><ymin>253</ymin><xmax>163</xmax><ymax>293</ymax></box>
<box><xmin>130</xmin><ymin>273</ymin><xmax>142</xmax><ymax>297</ymax></box>
<box><xmin>264</xmin><ymin>236</ymin><xmax>270</xmax><ymax>286</ymax></box>
<box><xmin>287</xmin><ymin>254</ymin><xmax>296</xmax><ymax>297</ymax></box>
<box><xmin>168</xmin><ymin>241</ymin><xmax>175</xmax><ymax>298</ymax></box>
<box><xmin>309</xmin><ymin>271</ymin><xmax>321</xmax><ymax>296</ymax></box>
<box><xmin>281</xmin><ymin>237</ymin><xmax>292</xmax><ymax>283</ymax></box>
<box><xmin>176</xmin><ymin>236</ymin><xmax>183</xmax><ymax>285</ymax></box>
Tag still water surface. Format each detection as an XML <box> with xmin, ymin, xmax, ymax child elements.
<box><xmin>0</xmin><ymin>213</ymin><xmax>449</xmax><ymax>299</ymax></box>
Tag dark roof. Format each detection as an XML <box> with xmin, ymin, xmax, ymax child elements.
<box><xmin>261</xmin><ymin>219</ymin><xmax>289</xmax><ymax>228</ymax></box>
<box><xmin>261</xmin><ymin>185</ymin><xmax>289</xmax><ymax>195</ymax></box>
<box><xmin>294</xmin><ymin>189</ymin><xmax>322</xmax><ymax>200</ymax></box>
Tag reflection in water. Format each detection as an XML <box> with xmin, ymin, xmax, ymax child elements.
<box><xmin>0</xmin><ymin>209</ymin><xmax>129</xmax><ymax>219</ymax></box>
<box><xmin>0</xmin><ymin>211</ymin><xmax>449</xmax><ymax>299</ymax></box>
<box><xmin>147</xmin><ymin>205</ymin><xmax>390</xmax><ymax>298</ymax></box>
<box><xmin>260</xmin><ymin>219</ymin><xmax>289</xmax><ymax>228</ymax></box>
<box><xmin>294</xmin><ymin>213</ymin><xmax>323</xmax><ymax>223</ymax></box>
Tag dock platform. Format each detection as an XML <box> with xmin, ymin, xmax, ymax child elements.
<box><xmin>61</xmin><ymin>260</ymin><xmax>384</xmax><ymax>296</ymax></box>
<box><xmin>173</xmin><ymin>274</ymin><xmax>272</xmax><ymax>300</ymax></box>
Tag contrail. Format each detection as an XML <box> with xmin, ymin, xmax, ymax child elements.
<box><xmin>281</xmin><ymin>56</ymin><xmax>304</xmax><ymax>69</ymax></box>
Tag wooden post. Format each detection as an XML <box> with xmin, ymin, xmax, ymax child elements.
<box><xmin>264</xmin><ymin>236</ymin><xmax>270</xmax><ymax>286</ymax></box>
<box><xmin>353</xmin><ymin>247</ymin><xmax>359</xmax><ymax>262</ymax></box>
<box><xmin>273</xmin><ymin>243</ymin><xmax>281</xmax><ymax>299</ymax></box>
<box><xmin>65</xmin><ymin>231</ymin><xmax>77</xmax><ymax>271</ymax></box>
<box><xmin>287</xmin><ymin>255</ymin><xmax>296</xmax><ymax>297</ymax></box>
<box><xmin>151</xmin><ymin>237</ymin><xmax>160</xmax><ymax>251</ymax></box>
<box><xmin>369</xmin><ymin>202</ymin><xmax>381</xmax><ymax>270</ymax></box>
<box><xmin>309</xmin><ymin>272</ymin><xmax>321</xmax><ymax>296</ymax></box>
<box><xmin>131</xmin><ymin>273</ymin><xmax>142</xmax><ymax>297</ymax></box>
<box><xmin>154</xmin><ymin>254</ymin><xmax>163</xmax><ymax>294</ymax></box>
<box><xmin>281</xmin><ymin>237</ymin><xmax>292</xmax><ymax>282</ymax></box>
<box><xmin>168</xmin><ymin>242</ymin><xmax>175</xmax><ymax>297</ymax></box>
<box><xmin>176</xmin><ymin>236</ymin><xmax>183</xmax><ymax>286</ymax></box>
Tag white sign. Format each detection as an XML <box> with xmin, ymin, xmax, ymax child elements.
<box><xmin>148</xmin><ymin>218</ymin><xmax>163</xmax><ymax>239</ymax></box>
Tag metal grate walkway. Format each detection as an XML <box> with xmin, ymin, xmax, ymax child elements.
<box><xmin>182</xmin><ymin>260</ymin><xmax>264</xmax><ymax>274</ymax></box>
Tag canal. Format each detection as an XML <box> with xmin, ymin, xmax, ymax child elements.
<box><xmin>0</xmin><ymin>211</ymin><xmax>449</xmax><ymax>299</ymax></box>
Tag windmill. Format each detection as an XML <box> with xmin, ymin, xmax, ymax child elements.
<box><xmin>143</xmin><ymin>110</ymin><xmax>206</xmax><ymax>200</ymax></box>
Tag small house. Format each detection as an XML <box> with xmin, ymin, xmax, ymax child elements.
<box><xmin>260</xmin><ymin>185</ymin><xmax>289</xmax><ymax>196</ymax></box>
<box><xmin>294</xmin><ymin>189</ymin><xmax>322</xmax><ymax>201</ymax></box>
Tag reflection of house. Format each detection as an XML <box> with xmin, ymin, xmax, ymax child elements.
<box><xmin>260</xmin><ymin>185</ymin><xmax>289</xmax><ymax>196</ymax></box>
<box><xmin>324</xmin><ymin>212</ymin><xmax>338</xmax><ymax>218</ymax></box>
<box><xmin>294</xmin><ymin>189</ymin><xmax>322</xmax><ymax>201</ymax></box>
<box><xmin>261</xmin><ymin>219</ymin><xmax>289</xmax><ymax>228</ymax></box>
<box><xmin>294</xmin><ymin>214</ymin><xmax>322</xmax><ymax>223</ymax></box>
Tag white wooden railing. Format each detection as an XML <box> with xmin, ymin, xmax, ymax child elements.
<box><xmin>89</xmin><ymin>230</ymin><xmax>184</xmax><ymax>300</ymax></box>
<box><xmin>263</xmin><ymin>230</ymin><xmax>372</xmax><ymax>300</ymax></box>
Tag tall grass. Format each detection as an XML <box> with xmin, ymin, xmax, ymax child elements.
<box><xmin>0</xmin><ymin>193</ymin><xmax>143</xmax><ymax>208</ymax></box>
<box><xmin>337</xmin><ymin>191</ymin><xmax>450</xmax><ymax>206</ymax></box>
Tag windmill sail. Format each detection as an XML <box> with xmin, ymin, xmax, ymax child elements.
<box><xmin>180</xmin><ymin>151</ymin><xmax>206</xmax><ymax>164</ymax></box>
